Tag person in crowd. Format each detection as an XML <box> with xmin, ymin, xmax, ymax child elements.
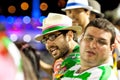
<box><xmin>88</xmin><ymin>0</ymin><xmax>104</xmax><ymax>20</ymax></box>
<box><xmin>38</xmin><ymin>0</ymin><xmax>91</xmax><ymax>77</ymax></box>
<box><xmin>62</xmin><ymin>0</ymin><xmax>117</xmax><ymax>75</ymax></box>
<box><xmin>15</xmin><ymin>42</ymin><xmax>41</xmax><ymax>80</ymax></box>
<box><xmin>114</xmin><ymin>19</ymin><xmax>120</xmax><ymax>31</ymax></box>
<box><xmin>89</xmin><ymin>0</ymin><xmax>118</xmax><ymax>75</ymax></box>
<box><xmin>38</xmin><ymin>0</ymin><xmax>92</xmax><ymax>76</ymax></box>
<box><xmin>114</xmin><ymin>19</ymin><xmax>120</xmax><ymax>69</ymax></box>
<box><xmin>60</xmin><ymin>18</ymin><xmax>118</xmax><ymax>80</ymax></box>
<box><xmin>0</xmin><ymin>23</ymin><xmax>24</xmax><ymax>80</ymax></box>
<box><xmin>35</xmin><ymin>13</ymin><xmax>82</xmax><ymax>79</ymax></box>
<box><xmin>61</xmin><ymin>0</ymin><xmax>92</xmax><ymax>32</ymax></box>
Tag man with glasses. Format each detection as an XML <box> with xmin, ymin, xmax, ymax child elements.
<box><xmin>62</xmin><ymin>0</ymin><xmax>117</xmax><ymax>76</ymax></box>
<box><xmin>60</xmin><ymin>18</ymin><xmax>118</xmax><ymax>80</ymax></box>
<box><xmin>35</xmin><ymin>13</ymin><xmax>82</xmax><ymax>79</ymax></box>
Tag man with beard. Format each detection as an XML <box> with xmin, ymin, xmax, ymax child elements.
<box><xmin>35</xmin><ymin>13</ymin><xmax>82</xmax><ymax>79</ymax></box>
<box><xmin>38</xmin><ymin>0</ymin><xmax>91</xmax><ymax>77</ymax></box>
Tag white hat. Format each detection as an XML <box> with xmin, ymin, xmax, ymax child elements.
<box><xmin>62</xmin><ymin>0</ymin><xmax>92</xmax><ymax>11</ymax></box>
<box><xmin>88</xmin><ymin>0</ymin><xmax>104</xmax><ymax>17</ymax></box>
<box><xmin>35</xmin><ymin>13</ymin><xmax>82</xmax><ymax>41</ymax></box>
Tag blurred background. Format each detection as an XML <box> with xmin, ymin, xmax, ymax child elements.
<box><xmin>0</xmin><ymin>0</ymin><xmax>120</xmax><ymax>79</ymax></box>
<box><xmin>0</xmin><ymin>0</ymin><xmax>120</xmax><ymax>50</ymax></box>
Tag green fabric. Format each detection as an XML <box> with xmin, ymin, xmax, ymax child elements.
<box><xmin>2</xmin><ymin>36</ymin><xmax>12</xmax><ymax>48</ymax></box>
<box><xmin>64</xmin><ymin>70</ymin><xmax>91</xmax><ymax>79</ymax></box>
<box><xmin>98</xmin><ymin>66</ymin><xmax>111</xmax><ymax>80</ymax></box>
<box><xmin>43</xmin><ymin>26</ymin><xmax>68</xmax><ymax>34</ymax></box>
<box><xmin>2</xmin><ymin>36</ymin><xmax>23</xmax><ymax>71</ymax></box>
<box><xmin>61</xmin><ymin>45</ymin><xmax>80</xmax><ymax>69</ymax></box>
<box><xmin>55</xmin><ymin>45</ymin><xmax>80</xmax><ymax>79</ymax></box>
<box><xmin>60</xmin><ymin>65</ymin><xmax>116</xmax><ymax>80</ymax></box>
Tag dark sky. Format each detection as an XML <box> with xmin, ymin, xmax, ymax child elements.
<box><xmin>97</xmin><ymin>0</ymin><xmax>120</xmax><ymax>12</ymax></box>
<box><xmin>0</xmin><ymin>0</ymin><xmax>120</xmax><ymax>16</ymax></box>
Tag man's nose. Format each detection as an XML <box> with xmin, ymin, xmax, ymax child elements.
<box><xmin>90</xmin><ymin>40</ymin><xmax>97</xmax><ymax>49</ymax></box>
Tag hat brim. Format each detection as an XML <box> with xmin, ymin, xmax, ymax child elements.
<box><xmin>92</xmin><ymin>9</ymin><xmax>104</xmax><ymax>18</ymax></box>
<box><xmin>35</xmin><ymin>26</ymin><xmax>82</xmax><ymax>41</ymax></box>
<box><xmin>61</xmin><ymin>6</ymin><xmax>92</xmax><ymax>11</ymax></box>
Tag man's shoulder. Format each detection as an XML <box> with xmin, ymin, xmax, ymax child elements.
<box><xmin>61</xmin><ymin>64</ymin><xmax>117</xmax><ymax>80</ymax></box>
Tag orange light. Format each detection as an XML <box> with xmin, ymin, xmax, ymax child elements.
<box><xmin>8</xmin><ymin>5</ymin><xmax>16</xmax><ymax>14</ymax></box>
<box><xmin>40</xmin><ymin>2</ymin><xmax>48</xmax><ymax>11</ymax></box>
<box><xmin>58</xmin><ymin>0</ymin><xmax>66</xmax><ymax>7</ymax></box>
<box><xmin>21</xmin><ymin>2</ymin><xmax>29</xmax><ymax>10</ymax></box>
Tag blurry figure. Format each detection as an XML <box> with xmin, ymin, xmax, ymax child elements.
<box><xmin>114</xmin><ymin>19</ymin><xmax>120</xmax><ymax>31</ymax></box>
<box><xmin>39</xmin><ymin>60</ymin><xmax>53</xmax><ymax>76</ymax></box>
<box><xmin>62</xmin><ymin>0</ymin><xmax>93</xmax><ymax>44</ymax></box>
<box><xmin>88</xmin><ymin>0</ymin><xmax>104</xmax><ymax>20</ymax></box>
<box><xmin>15</xmin><ymin>42</ymin><xmax>41</xmax><ymax>80</ymax></box>
<box><xmin>114</xmin><ymin>19</ymin><xmax>120</xmax><ymax>69</ymax></box>
<box><xmin>0</xmin><ymin>23</ymin><xmax>24</xmax><ymax>80</ymax></box>
<box><xmin>62</xmin><ymin>0</ymin><xmax>92</xmax><ymax>30</ymax></box>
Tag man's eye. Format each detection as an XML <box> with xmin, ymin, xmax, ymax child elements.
<box><xmin>49</xmin><ymin>35</ymin><xmax>56</xmax><ymax>40</ymax></box>
<box><xmin>98</xmin><ymin>40</ymin><xmax>107</xmax><ymax>45</ymax></box>
<box><xmin>84</xmin><ymin>37</ymin><xmax>93</xmax><ymax>41</ymax></box>
<box><xmin>41</xmin><ymin>37</ymin><xmax>47</xmax><ymax>44</ymax></box>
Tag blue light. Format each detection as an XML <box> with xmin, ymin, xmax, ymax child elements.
<box><xmin>23</xmin><ymin>16</ymin><xmax>31</xmax><ymax>24</ymax></box>
<box><xmin>39</xmin><ymin>16</ymin><xmax>46</xmax><ymax>23</ymax></box>
<box><xmin>0</xmin><ymin>15</ymin><xmax>6</xmax><ymax>22</ymax></box>
<box><xmin>6</xmin><ymin>16</ymin><xmax>15</xmax><ymax>24</ymax></box>
<box><xmin>32</xmin><ymin>0</ymin><xmax>41</xmax><ymax>19</ymax></box>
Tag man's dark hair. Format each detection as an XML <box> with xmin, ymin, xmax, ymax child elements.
<box><xmin>60</xmin><ymin>30</ymin><xmax>78</xmax><ymax>42</ymax></box>
<box><xmin>84</xmin><ymin>18</ymin><xmax>116</xmax><ymax>45</ymax></box>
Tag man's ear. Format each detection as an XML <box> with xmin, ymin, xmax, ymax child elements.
<box><xmin>66</xmin><ymin>31</ymin><xmax>74</xmax><ymax>41</ymax></box>
<box><xmin>111</xmin><ymin>43</ymin><xmax>116</xmax><ymax>52</ymax></box>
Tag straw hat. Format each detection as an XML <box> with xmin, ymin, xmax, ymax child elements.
<box><xmin>88</xmin><ymin>0</ymin><xmax>104</xmax><ymax>17</ymax></box>
<box><xmin>62</xmin><ymin>0</ymin><xmax>92</xmax><ymax>11</ymax></box>
<box><xmin>35</xmin><ymin>13</ymin><xmax>82</xmax><ymax>41</ymax></box>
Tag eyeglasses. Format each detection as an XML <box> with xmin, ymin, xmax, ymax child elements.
<box><xmin>41</xmin><ymin>33</ymin><xmax>62</xmax><ymax>44</ymax></box>
<box><xmin>83</xmin><ymin>35</ymin><xmax>108</xmax><ymax>46</ymax></box>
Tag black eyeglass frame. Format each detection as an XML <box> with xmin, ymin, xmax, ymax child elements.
<box><xmin>41</xmin><ymin>32</ymin><xmax>62</xmax><ymax>44</ymax></box>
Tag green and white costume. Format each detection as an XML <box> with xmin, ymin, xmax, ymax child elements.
<box><xmin>54</xmin><ymin>45</ymin><xmax>80</xmax><ymax>79</ymax></box>
<box><xmin>60</xmin><ymin>64</ymin><xmax>118</xmax><ymax>80</ymax></box>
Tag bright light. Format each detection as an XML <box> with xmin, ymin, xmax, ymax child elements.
<box><xmin>8</xmin><ymin>5</ymin><xmax>16</xmax><ymax>14</ymax></box>
<box><xmin>39</xmin><ymin>16</ymin><xmax>46</xmax><ymax>22</ymax></box>
<box><xmin>6</xmin><ymin>16</ymin><xmax>14</xmax><ymax>24</ymax></box>
<box><xmin>21</xmin><ymin>2</ymin><xmax>29</xmax><ymax>10</ymax></box>
<box><xmin>23</xmin><ymin>16</ymin><xmax>31</xmax><ymax>24</ymax></box>
<box><xmin>23</xmin><ymin>34</ymin><xmax>31</xmax><ymax>42</ymax></box>
<box><xmin>0</xmin><ymin>16</ymin><xmax>6</xmax><ymax>22</ymax></box>
<box><xmin>40</xmin><ymin>2</ymin><xmax>48</xmax><ymax>11</ymax></box>
<box><xmin>10</xmin><ymin>34</ymin><xmax>18</xmax><ymax>42</ymax></box>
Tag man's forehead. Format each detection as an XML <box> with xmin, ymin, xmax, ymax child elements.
<box><xmin>85</xmin><ymin>27</ymin><xmax>112</xmax><ymax>39</ymax></box>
